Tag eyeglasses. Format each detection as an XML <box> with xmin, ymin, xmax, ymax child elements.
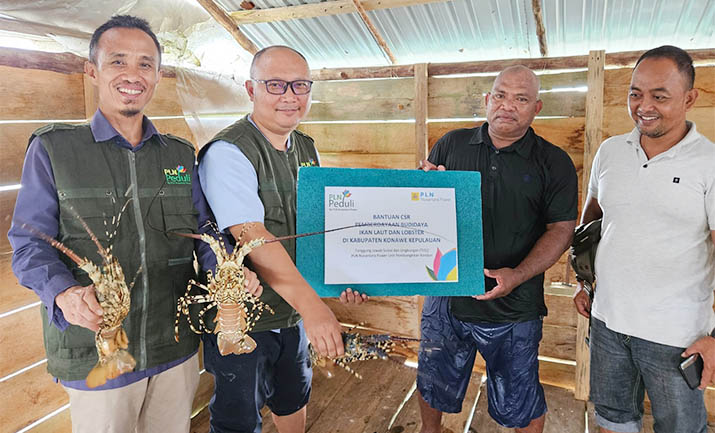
<box><xmin>251</xmin><ymin>78</ymin><xmax>313</xmax><ymax>95</ymax></box>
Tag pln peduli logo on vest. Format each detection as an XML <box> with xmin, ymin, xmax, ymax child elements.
<box><xmin>163</xmin><ymin>165</ymin><xmax>191</xmax><ymax>184</ymax></box>
<box><xmin>300</xmin><ymin>158</ymin><xmax>317</xmax><ymax>167</ymax></box>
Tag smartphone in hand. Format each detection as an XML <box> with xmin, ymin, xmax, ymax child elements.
<box><xmin>679</xmin><ymin>354</ymin><xmax>704</xmax><ymax>390</ymax></box>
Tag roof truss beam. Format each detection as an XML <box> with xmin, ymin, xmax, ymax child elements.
<box><xmin>351</xmin><ymin>0</ymin><xmax>396</xmax><ymax>64</ymax></box>
<box><xmin>531</xmin><ymin>0</ymin><xmax>549</xmax><ymax>57</ymax></box>
<box><xmin>230</xmin><ymin>0</ymin><xmax>453</xmax><ymax>25</ymax></box>
<box><xmin>197</xmin><ymin>0</ymin><xmax>258</xmax><ymax>54</ymax></box>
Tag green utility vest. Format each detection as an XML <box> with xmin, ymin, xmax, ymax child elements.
<box><xmin>33</xmin><ymin>123</ymin><xmax>200</xmax><ymax>381</ymax></box>
<box><xmin>200</xmin><ymin>116</ymin><xmax>319</xmax><ymax>331</ymax></box>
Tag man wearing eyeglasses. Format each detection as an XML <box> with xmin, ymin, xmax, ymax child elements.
<box><xmin>196</xmin><ymin>46</ymin><xmax>367</xmax><ymax>433</ymax></box>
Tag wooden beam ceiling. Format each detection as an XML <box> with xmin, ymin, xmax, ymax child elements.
<box><xmin>230</xmin><ymin>0</ymin><xmax>452</xmax><ymax>25</ymax></box>
<box><xmin>3</xmin><ymin>46</ymin><xmax>713</xmax><ymax>82</ymax></box>
<box><xmin>351</xmin><ymin>0</ymin><xmax>397</xmax><ymax>64</ymax></box>
<box><xmin>531</xmin><ymin>0</ymin><xmax>549</xmax><ymax>57</ymax></box>
<box><xmin>197</xmin><ymin>0</ymin><xmax>258</xmax><ymax>54</ymax></box>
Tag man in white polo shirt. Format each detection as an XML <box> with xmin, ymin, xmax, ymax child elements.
<box><xmin>573</xmin><ymin>45</ymin><xmax>715</xmax><ymax>433</ymax></box>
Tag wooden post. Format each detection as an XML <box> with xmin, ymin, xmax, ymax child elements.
<box><xmin>414</xmin><ymin>63</ymin><xmax>428</xmax><ymax>167</ymax></box>
<box><xmin>83</xmin><ymin>74</ymin><xmax>97</xmax><ymax>120</ymax></box>
<box><xmin>575</xmin><ymin>50</ymin><xmax>605</xmax><ymax>401</ymax></box>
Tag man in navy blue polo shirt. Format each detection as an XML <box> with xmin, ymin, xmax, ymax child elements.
<box><xmin>417</xmin><ymin>65</ymin><xmax>578</xmax><ymax>432</ymax></box>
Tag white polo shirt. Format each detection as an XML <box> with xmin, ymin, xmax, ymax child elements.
<box><xmin>590</xmin><ymin>122</ymin><xmax>715</xmax><ymax>348</ymax></box>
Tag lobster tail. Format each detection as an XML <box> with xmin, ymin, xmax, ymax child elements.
<box><xmin>86</xmin><ymin>327</ymin><xmax>136</xmax><ymax>388</ymax></box>
<box><xmin>86</xmin><ymin>349</ymin><xmax>136</xmax><ymax>388</ymax></box>
<box><xmin>217</xmin><ymin>332</ymin><xmax>257</xmax><ymax>356</ymax></box>
<box><xmin>215</xmin><ymin>303</ymin><xmax>257</xmax><ymax>355</ymax></box>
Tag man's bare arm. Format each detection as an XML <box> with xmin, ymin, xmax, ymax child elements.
<box><xmin>475</xmin><ymin>219</ymin><xmax>576</xmax><ymax>300</ymax></box>
<box><xmin>580</xmin><ymin>195</ymin><xmax>603</xmax><ymax>226</ymax></box>
<box><xmin>228</xmin><ymin>222</ymin><xmax>344</xmax><ymax>358</ymax></box>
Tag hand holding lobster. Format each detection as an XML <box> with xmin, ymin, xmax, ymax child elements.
<box><xmin>309</xmin><ymin>331</ymin><xmax>397</xmax><ymax>379</ymax></box>
<box><xmin>22</xmin><ymin>201</ymin><xmax>139</xmax><ymax>388</ymax></box>
<box><xmin>55</xmin><ymin>284</ymin><xmax>104</xmax><ymax>332</ymax></box>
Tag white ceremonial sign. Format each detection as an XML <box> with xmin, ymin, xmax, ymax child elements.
<box><xmin>324</xmin><ymin>186</ymin><xmax>458</xmax><ymax>284</ymax></box>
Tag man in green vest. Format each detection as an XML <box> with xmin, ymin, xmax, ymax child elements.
<box><xmin>8</xmin><ymin>15</ymin><xmax>259</xmax><ymax>433</ymax></box>
<box><xmin>197</xmin><ymin>46</ymin><xmax>367</xmax><ymax>433</ymax></box>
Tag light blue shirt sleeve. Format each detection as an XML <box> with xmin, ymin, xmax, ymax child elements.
<box><xmin>198</xmin><ymin>140</ymin><xmax>265</xmax><ymax>232</ymax></box>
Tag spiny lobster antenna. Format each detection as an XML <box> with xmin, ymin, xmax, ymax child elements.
<box><xmin>128</xmin><ymin>264</ymin><xmax>143</xmax><ymax>291</ymax></box>
<box><xmin>20</xmin><ymin>223</ymin><xmax>85</xmax><ymax>266</ymax></box>
<box><xmin>268</xmin><ymin>223</ymin><xmax>366</xmax><ymax>243</ymax></box>
<box><xmin>172</xmin><ymin>232</ymin><xmax>203</xmax><ymax>240</ymax></box>
<box><xmin>230</xmin><ymin>222</ymin><xmax>254</xmax><ymax>260</ymax></box>
<box><xmin>203</xmin><ymin>221</ymin><xmax>231</xmax><ymax>254</ymax></box>
<box><xmin>63</xmin><ymin>204</ymin><xmax>110</xmax><ymax>262</ymax></box>
<box><xmin>103</xmin><ymin>198</ymin><xmax>133</xmax><ymax>256</ymax></box>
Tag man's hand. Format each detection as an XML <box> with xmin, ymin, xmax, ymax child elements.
<box><xmin>474</xmin><ymin>268</ymin><xmax>524</xmax><ymax>301</ymax></box>
<box><xmin>682</xmin><ymin>335</ymin><xmax>715</xmax><ymax>390</ymax></box>
<box><xmin>339</xmin><ymin>288</ymin><xmax>368</xmax><ymax>305</ymax></box>
<box><xmin>419</xmin><ymin>160</ymin><xmax>446</xmax><ymax>172</ymax></box>
<box><xmin>302</xmin><ymin>301</ymin><xmax>344</xmax><ymax>358</ymax></box>
<box><xmin>242</xmin><ymin>267</ymin><xmax>263</xmax><ymax>298</ymax></box>
<box><xmin>573</xmin><ymin>283</ymin><xmax>591</xmax><ymax>318</ymax></box>
<box><xmin>55</xmin><ymin>285</ymin><xmax>103</xmax><ymax>332</ymax></box>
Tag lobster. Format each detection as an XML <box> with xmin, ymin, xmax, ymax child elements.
<box><xmin>308</xmin><ymin>331</ymin><xmax>418</xmax><ymax>379</ymax></box>
<box><xmin>22</xmin><ymin>203</ymin><xmax>139</xmax><ymax>388</ymax></box>
<box><xmin>174</xmin><ymin>222</ymin><xmax>393</xmax><ymax>357</ymax></box>
<box><xmin>174</xmin><ymin>228</ymin><xmax>274</xmax><ymax>356</ymax></box>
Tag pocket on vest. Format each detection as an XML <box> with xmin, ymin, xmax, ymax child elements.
<box><xmin>160</xmin><ymin>197</ymin><xmax>198</xmax><ymax>234</ymax></box>
<box><xmin>54</xmin><ymin>323</ymin><xmax>96</xmax><ymax>352</ymax></box>
<box><xmin>57</xmin><ymin>196</ymin><xmax>116</xmax><ymax>244</ymax></box>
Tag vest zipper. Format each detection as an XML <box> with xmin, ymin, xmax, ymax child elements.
<box><xmin>126</xmin><ymin>150</ymin><xmax>149</xmax><ymax>369</ymax></box>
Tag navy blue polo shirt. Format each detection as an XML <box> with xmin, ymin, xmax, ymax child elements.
<box><xmin>428</xmin><ymin>122</ymin><xmax>578</xmax><ymax>323</ymax></box>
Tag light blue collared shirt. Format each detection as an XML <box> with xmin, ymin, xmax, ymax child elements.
<box><xmin>199</xmin><ymin>115</ymin><xmax>319</xmax><ymax>232</ymax></box>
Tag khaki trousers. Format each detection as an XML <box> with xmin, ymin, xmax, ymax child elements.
<box><xmin>64</xmin><ymin>353</ymin><xmax>200</xmax><ymax>433</ymax></box>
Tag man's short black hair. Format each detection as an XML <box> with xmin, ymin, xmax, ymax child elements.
<box><xmin>89</xmin><ymin>15</ymin><xmax>161</xmax><ymax>66</ymax></box>
<box><xmin>635</xmin><ymin>45</ymin><xmax>695</xmax><ymax>89</ymax></box>
<box><xmin>249</xmin><ymin>45</ymin><xmax>308</xmax><ymax>78</ymax></box>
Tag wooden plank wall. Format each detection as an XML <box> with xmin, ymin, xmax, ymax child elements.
<box><xmin>1</xmin><ymin>49</ymin><xmax>713</xmax><ymax>431</ymax></box>
<box><xmin>0</xmin><ymin>64</ymin><xmax>84</xmax><ymax>433</ymax></box>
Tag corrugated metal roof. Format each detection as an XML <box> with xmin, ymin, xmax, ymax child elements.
<box><xmin>542</xmin><ymin>0</ymin><xmax>715</xmax><ymax>58</ymax></box>
<box><xmin>218</xmin><ymin>0</ymin><xmax>713</xmax><ymax>69</ymax></box>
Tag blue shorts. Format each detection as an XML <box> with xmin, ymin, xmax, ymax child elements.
<box><xmin>589</xmin><ymin>318</ymin><xmax>707</xmax><ymax>433</ymax></box>
<box><xmin>417</xmin><ymin>297</ymin><xmax>546</xmax><ymax>428</ymax></box>
<box><xmin>202</xmin><ymin>322</ymin><xmax>312</xmax><ymax>433</ymax></box>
